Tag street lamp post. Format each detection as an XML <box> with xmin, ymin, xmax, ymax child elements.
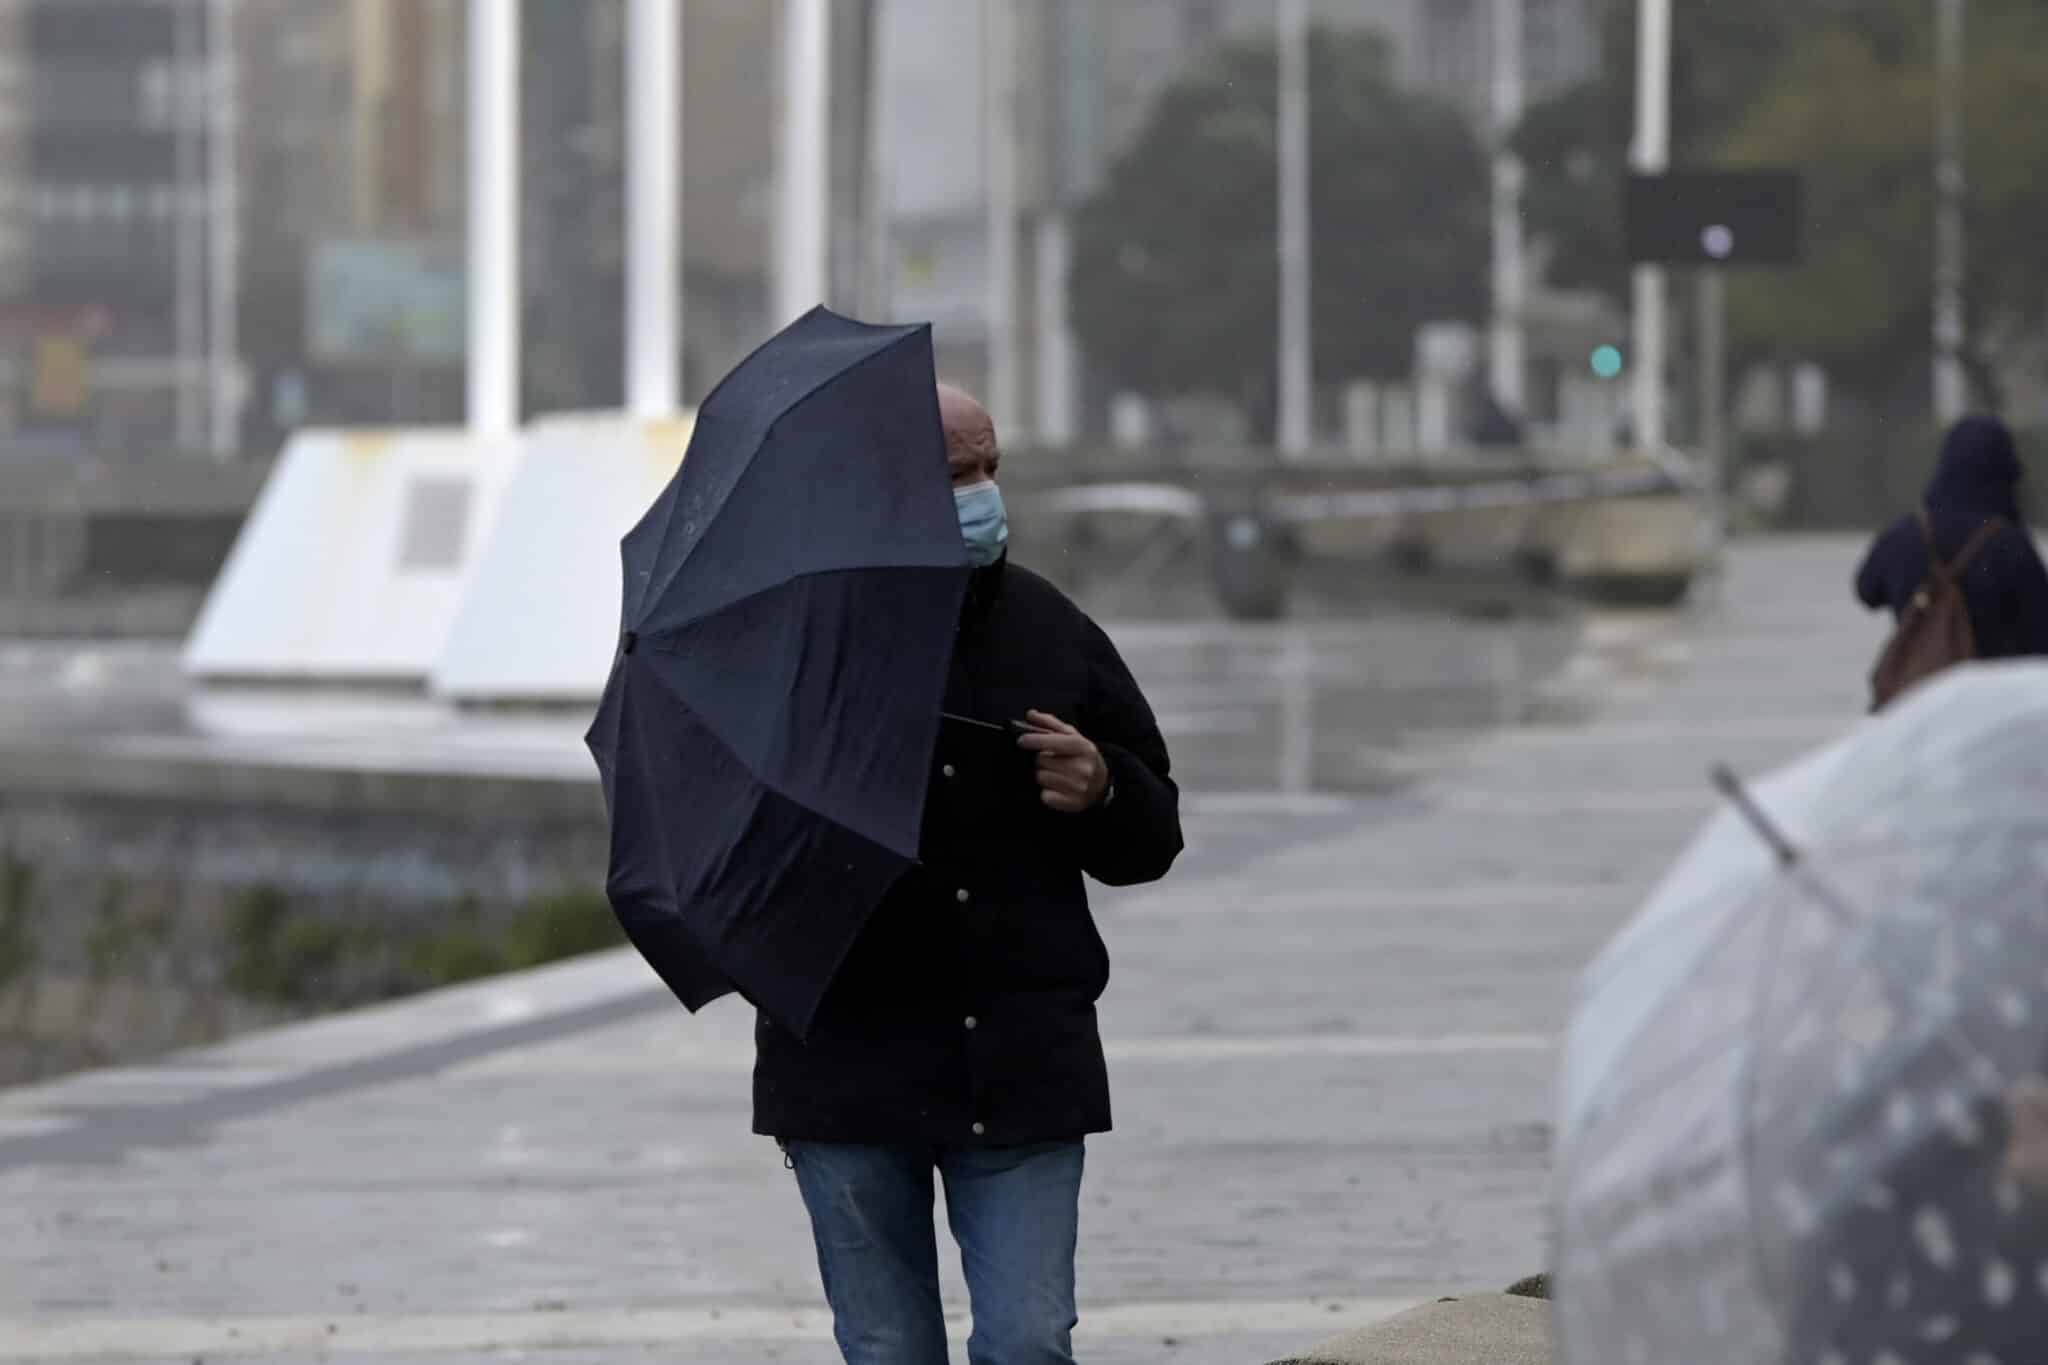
<box><xmin>1488</xmin><ymin>0</ymin><xmax>1526</xmax><ymax>418</ymax></box>
<box><xmin>174</xmin><ymin>0</ymin><xmax>204</xmax><ymax>453</ymax></box>
<box><xmin>774</xmin><ymin>0</ymin><xmax>832</xmax><ymax>328</ymax></box>
<box><xmin>1932</xmin><ymin>0</ymin><xmax>1967</xmax><ymax>422</ymax></box>
<box><xmin>1629</xmin><ymin>0</ymin><xmax>1672</xmax><ymax>453</ymax></box>
<box><xmin>626</xmin><ymin>0</ymin><xmax>682</xmax><ymax>417</ymax></box>
<box><xmin>1275</xmin><ymin>0</ymin><xmax>1313</xmax><ymax>460</ymax></box>
<box><xmin>984</xmin><ymin>0</ymin><xmax>1021</xmax><ymax>438</ymax></box>
<box><xmin>207</xmin><ymin>0</ymin><xmax>240</xmax><ymax>458</ymax></box>
<box><xmin>466</xmin><ymin>0</ymin><xmax>520</xmax><ymax>436</ymax></box>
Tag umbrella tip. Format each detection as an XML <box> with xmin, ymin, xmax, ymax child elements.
<box><xmin>1710</xmin><ymin>763</ymin><xmax>1801</xmax><ymax>868</ymax></box>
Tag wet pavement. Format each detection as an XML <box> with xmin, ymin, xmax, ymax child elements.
<box><xmin>0</xmin><ymin>539</ymin><xmax>1885</xmax><ymax>1363</ymax></box>
<box><xmin>0</xmin><ymin>570</ymin><xmax>1583</xmax><ymax>801</ymax></box>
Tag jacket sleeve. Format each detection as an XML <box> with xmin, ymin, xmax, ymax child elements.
<box><xmin>1072</xmin><ymin>618</ymin><xmax>1183</xmax><ymax>887</ymax></box>
<box><xmin>2007</xmin><ymin>533</ymin><xmax>2048</xmax><ymax>655</ymax></box>
<box><xmin>1854</xmin><ymin>528</ymin><xmax>1890</xmax><ymax>610</ymax></box>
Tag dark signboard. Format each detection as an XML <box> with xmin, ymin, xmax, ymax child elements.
<box><xmin>1624</xmin><ymin>170</ymin><xmax>1802</xmax><ymax>266</ymax></box>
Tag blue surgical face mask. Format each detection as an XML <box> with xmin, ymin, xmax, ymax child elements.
<box><xmin>954</xmin><ymin>480</ymin><xmax>1009</xmax><ymax>568</ymax></box>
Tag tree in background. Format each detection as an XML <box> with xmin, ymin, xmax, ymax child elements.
<box><xmin>1515</xmin><ymin>0</ymin><xmax>2048</xmax><ymax>415</ymax></box>
<box><xmin>1721</xmin><ymin>7</ymin><xmax>2048</xmax><ymax>410</ymax></box>
<box><xmin>1068</xmin><ymin>29</ymin><xmax>1487</xmax><ymax>437</ymax></box>
<box><xmin>1512</xmin><ymin>0</ymin><xmax>1875</xmax><ymax>300</ymax></box>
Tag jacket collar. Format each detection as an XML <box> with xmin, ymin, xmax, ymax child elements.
<box><xmin>963</xmin><ymin>554</ymin><xmax>1007</xmax><ymax>624</ymax></box>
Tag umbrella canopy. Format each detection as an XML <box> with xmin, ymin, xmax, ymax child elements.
<box><xmin>1555</xmin><ymin>661</ymin><xmax>2048</xmax><ymax>1365</ymax></box>
<box><xmin>585</xmin><ymin>307</ymin><xmax>970</xmax><ymax>1039</ymax></box>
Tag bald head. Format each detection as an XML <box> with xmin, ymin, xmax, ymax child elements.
<box><xmin>937</xmin><ymin>382</ymin><xmax>1001</xmax><ymax>486</ymax></box>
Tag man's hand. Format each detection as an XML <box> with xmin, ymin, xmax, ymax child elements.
<box><xmin>1017</xmin><ymin>710</ymin><xmax>1110</xmax><ymax>815</ymax></box>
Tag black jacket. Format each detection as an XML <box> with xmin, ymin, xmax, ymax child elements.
<box><xmin>1856</xmin><ymin>415</ymin><xmax>2048</xmax><ymax>660</ymax></box>
<box><xmin>752</xmin><ymin>558</ymin><xmax>1182</xmax><ymax>1145</ymax></box>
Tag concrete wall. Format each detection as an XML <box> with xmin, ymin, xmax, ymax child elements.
<box><xmin>0</xmin><ymin>750</ymin><xmax>609</xmax><ymax>1084</ymax></box>
<box><xmin>0</xmin><ymin>459</ymin><xmax>266</xmax><ymax>636</ymax></box>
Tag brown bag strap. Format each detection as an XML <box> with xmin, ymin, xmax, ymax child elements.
<box><xmin>1949</xmin><ymin>516</ymin><xmax>2007</xmax><ymax>579</ymax></box>
<box><xmin>1918</xmin><ymin>509</ymin><xmax>2006</xmax><ymax>587</ymax></box>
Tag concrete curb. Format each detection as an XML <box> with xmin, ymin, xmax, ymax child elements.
<box><xmin>1267</xmin><ymin>1293</ymin><xmax>1551</xmax><ymax>1365</ymax></box>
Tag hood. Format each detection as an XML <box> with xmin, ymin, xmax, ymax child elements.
<box><xmin>1925</xmin><ymin>415</ymin><xmax>2024</xmax><ymax>521</ymax></box>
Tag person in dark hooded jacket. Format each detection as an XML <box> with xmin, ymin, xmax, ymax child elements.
<box><xmin>1855</xmin><ymin>415</ymin><xmax>2048</xmax><ymax>659</ymax></box>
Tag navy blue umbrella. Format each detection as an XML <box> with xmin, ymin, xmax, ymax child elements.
<box><xmin>586</xmin><ymin>308</ymin><xmax>970</xmax><ymax>1038</ymax></box>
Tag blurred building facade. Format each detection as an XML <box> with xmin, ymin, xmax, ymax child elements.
<box><xmin>240</xmin><ymin>0</ymin><xmax>467</xmax><ymax>443</ymax></box>
<box><xmin>0</xmin><ymin>0</ymin><xmax>216</xmax><ymax>454</ymax></box>
<box><xmin>240</xmin><ymin>0</ymin><xmax>780</xmax><ymax>444</ymax></box>
<box><xmin>0</xmin><ymin>0</ymin><xmax>1600</xmax><ymax>459</ymax></box>
<box><xmin>0</xmin><ymin>0</ymin><xmax>785</xmax><ymax>459</ymax></box>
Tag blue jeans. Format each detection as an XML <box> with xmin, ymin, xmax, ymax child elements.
<box><xmin>785</xmin><ymin>1139</ymin><xmax>1086</xmax><ymax>1365</ymax></box>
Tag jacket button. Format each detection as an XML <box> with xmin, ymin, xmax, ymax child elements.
<box><xmin>964</xmin><ymin>1015</ymin><xmax>978</xmax><ymax>1030</ymax></box>
<box><xmin>955</xmin><ymin>888</ymin><xmax>970</xmax><ymax>904</ymax></box>
<box><xmin>971</xmin><ymin>1121</ymin><xmax>986</xmax><ymax>1136</ymax></box>
<box><xmin>942</xmin><ymin>764</ymin><xmax>956</xmax><ymax>779</ymax></box>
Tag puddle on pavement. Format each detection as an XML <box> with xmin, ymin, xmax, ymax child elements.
<box><xmin>0</xmin><ymin>554</ymin><xmax>1600</xmax><ymax>799</ymax></box>
<box><xmin>1064</xmin><ymin>556</ymin><xmax>1590</xmax><ymax>796</ymax></box>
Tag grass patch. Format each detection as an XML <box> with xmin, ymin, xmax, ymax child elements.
<box><xmin>225</xmin><ymin>884</ymin><xmax>360</xmax><ymax>1005</ymax></box>
<box><xmin>223</xmin><ymin>885</ymin><xmax>620</xmax><ymax>1007</ymax></box>
<box><xmin>0</xmin><ymin>854</ymin><xmax>40</xmax><ymax>996</ymax></box>
<box><xmin>504</xmin><ymin>889</ymin><xmax>622</xmax><ymax>968</ymax></box>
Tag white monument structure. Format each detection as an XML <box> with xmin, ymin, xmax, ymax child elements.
<box><xmin>431</xmin><ymin>411</ymin><xmax>693</xmax><ymax>703</ymax></box>
<box><xmin>181</xmin><ymin>427</ymin><xmax>516</xmax><ymax>683</ymax></box>
<box><xmin>186</xmin><ymin>1</ymin><xmax>829</xmax><ymax>701</ymax></box>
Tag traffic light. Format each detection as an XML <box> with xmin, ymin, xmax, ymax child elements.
<box><xmin>1591</xmin><ymin>345</ymin><xmax>1625</xmax><ymax>381</ymax></box>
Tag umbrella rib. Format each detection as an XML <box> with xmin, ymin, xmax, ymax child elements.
<box><xmin>1578</xmin><ymin>818</ymin><xmax>2048</xmax><ymax>993</ymax></box>
<box><xmin>1736</xmin><ymin>856</ymin><xmax>1805</xmax><ymax>1332</ymax></box>
<box><xmin>1768</xmin><ymin>720</ymin><xmax>2048</xmax><ymax>835</ymax></box>
<box><xmin>1573</xmin><ymin>828</ymin><xmax>2029</xmax><ymax>1132</ymax></box>
<box><xmin>643</xmin><ymin>325</ymin><xmax>940</xmax><ymax>608</ymax></box>
<box><xmin>1812</xmin><ymin>824</ymin><xmax>2029</xmax><ymax>1092</ymax></box>
<box><xmin>635</xmin><ymin>560</ymin><xmax>965</xmax><ymax>644</ymax></box>
<box><xmin>628</xmin><ymin>648</ymin><xmax>924</xmax><ymax>876</ymax></box>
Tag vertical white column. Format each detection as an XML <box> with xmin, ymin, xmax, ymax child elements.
<box><xmin>174</xmin><ymin>0</ymin><xmax>204</xmax><ymax>452</ymax></box>
<box><xmin>1699</xmin><ymin>269</ymin><xmax>1727</xmax><ymax>565</ymax></box>
<box><xmin>775</xmin><ymin>0</ymin><xmax>832</xmax><ymax>327</ymax></box>
<box><xmin>626</xmin><ymin>0</ymin><xmax>681</xmax><ymax>416</ymax></box>
<box><xmin>1275</xmin><ymin>0</ymin><xmax>1313</xmax><ymax>459</ymax></box>
<box><xmin>1932</xmin><ymin>0</ymin><xmax>1967</xmax><ymax>423</ymax></box>
<box><xmin>1487</xmin><ymin>0</ymin><xmax>1525</xmax><ymax>417</ymax></box>
<box><xmin>467</xmin><ymin>0</ymin><xmax>520</xmax><ymax>436</ymax></box>
<box><xmin>983</xmin><ymin>0</ymin><xmax>1021</xmax><ymax>437</ymax></box>
<box><xmin>1343</xmin><ymin>381</ymin><xmax>1380</xmax><ymax>461</ymax></box>
<box><xmin>859</xmin><ymin>0</ymin><xmax>891</xmax><ymax>321</ymax></box>
<box><xmin>208</xmin><ymin>0</ymin><xmax>240</xmax><ymax>458</ymax></box>
<box><xmin>1034</xmin><ymin>216</ymin><xmax>1076</xmax><ymax>446</ymax></box>
<box><xmin>1629</xmin><ymin>0</ymin><xmax>1671</xmax><ymax>453</ymax></box>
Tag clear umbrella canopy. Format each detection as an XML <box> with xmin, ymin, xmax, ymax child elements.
<box><xmin>1556</xmin><ymin>662</ymin><xmax>2048</xmax><ymax>1365</ymax></box>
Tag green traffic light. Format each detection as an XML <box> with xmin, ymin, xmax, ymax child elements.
<box><xmin>1591</xmin><ymin>345</ymin><xmax>1625</xmax><ymax>380</ymax></box>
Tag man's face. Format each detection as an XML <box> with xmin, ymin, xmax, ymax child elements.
<box><xmin>938</xmin><ymin>384</ymin><xmax>1001</xmax><ymax>488</ymax></box>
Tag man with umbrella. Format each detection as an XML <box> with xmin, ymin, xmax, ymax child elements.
<box><xmin>589</xmin><ymin>311</ymin><xmax>1182</xmax><ymax>1364</ymax></box>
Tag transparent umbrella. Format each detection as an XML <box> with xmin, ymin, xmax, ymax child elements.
<box><xmin>1555</xmin><ymin>662</ymin><xmax>2048</xmax><ymax>1365</ymax></box>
